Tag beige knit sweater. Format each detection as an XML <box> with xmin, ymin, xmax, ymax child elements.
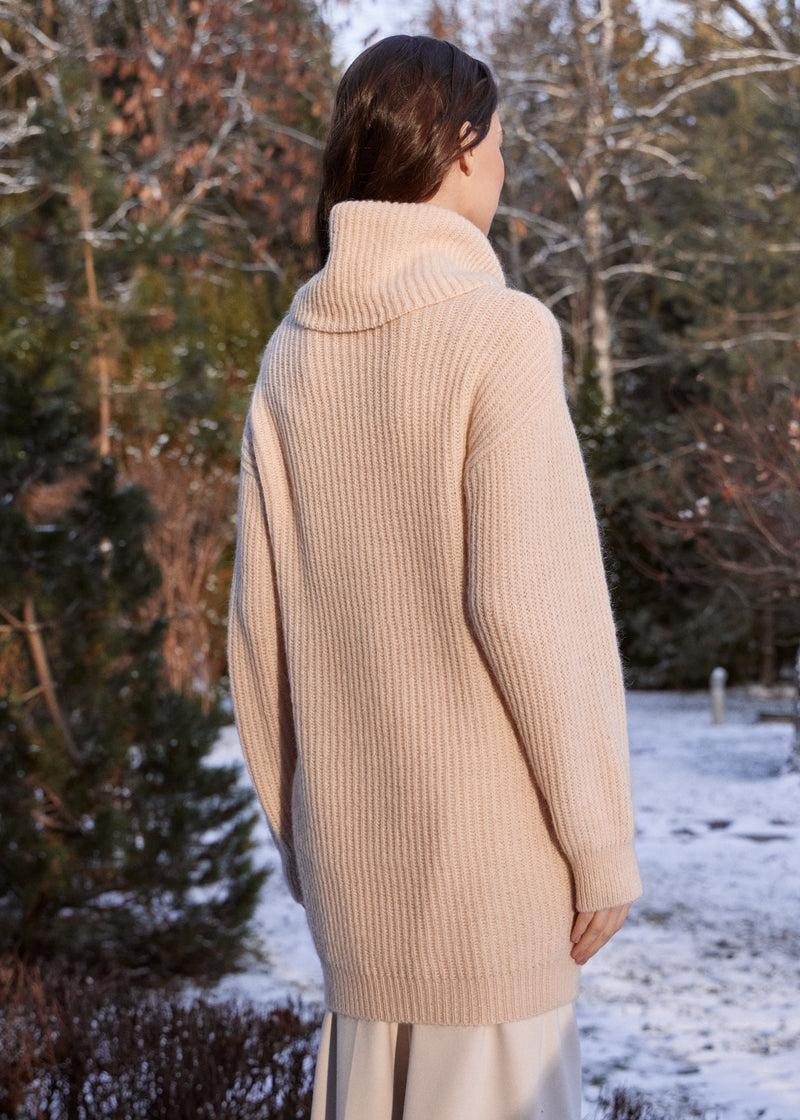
<box><xmin>228</xmin><ymin>199</ymin><xmax>642</xmax><ymax>1026</ymax></box>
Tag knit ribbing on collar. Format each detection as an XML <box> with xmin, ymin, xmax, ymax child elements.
<box><xmin>291</xmin><ymin>200</ymin><xmax>505</xmax><ymax>333</ymax></box>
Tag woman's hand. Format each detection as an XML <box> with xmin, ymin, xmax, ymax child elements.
<box><xmin>570</xmin><ymin>904</ymin><xmax>631</xmax><ymax>965</ymax></box>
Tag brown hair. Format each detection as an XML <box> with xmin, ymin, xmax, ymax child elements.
<box><xmin>316</xmin><ymin>35</ymin><xmax>498</xmax><ymax>264</ymax></box>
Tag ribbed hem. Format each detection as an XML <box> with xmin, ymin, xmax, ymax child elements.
<box><xmin>322</xmin><ymin>956</ymin><xmax>581</xmax><ymax>1027</ymax></box>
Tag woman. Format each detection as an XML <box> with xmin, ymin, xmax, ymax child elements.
<box><xmin>228</xmin><ymin>34</ymin><xmax>642</xmax><ymax>1120</ymax></box>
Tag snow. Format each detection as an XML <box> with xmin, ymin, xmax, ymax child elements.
<box><xmin>209</xmin><ymin>691</ymin><xmax>800</xmax><ymax>1120</ymax></box>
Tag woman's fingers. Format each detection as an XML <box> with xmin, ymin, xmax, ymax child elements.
<box><xmin>569</xmin><ymin>911</ymin><xmax>594</xmax><ymax>946</ymax></box>
<box><xmin>570</xmin><ymin>904</ymin><xmax>631</xmax><ymax>965</ymax></box>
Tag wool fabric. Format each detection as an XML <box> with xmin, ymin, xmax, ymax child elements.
<box><xmin>228</xmin><ymin>199</ymin><xmax>642</xmax><ymax>1027</ymax></box>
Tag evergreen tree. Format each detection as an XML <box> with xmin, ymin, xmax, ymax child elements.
<box><xmin>0</xmin><ymin>0</ymin><xmax>336</xmax><ymax>700</ymax></box>
<box><xmin>479</xmin><ymin>0</ymin><xmax>800</xmax><ymax>684</ymax></box>
<box><xmin>0</xmin><ymin>245</ymin><xmax>266</xmax><ymax>981</ymax></box>
<box><xmin>615</xmin><ymin>1</ymin><xmax>800</xmax><ymax>683</ymax></box>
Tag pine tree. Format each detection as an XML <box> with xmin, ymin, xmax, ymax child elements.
<box><xmin>0</xmin><ymin>235</ymin><xmax>266</xmax><ymax>982</ymax></box>
<box><xmin>0</xmin><ymin>0</ymin><xmax>336</xmax><ymax>701</ymax></box>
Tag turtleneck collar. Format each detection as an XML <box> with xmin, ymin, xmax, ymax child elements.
<box><xmin>291</xmin><ymin>200</ymin><xmax>505</xmax><ymax>333</ymax></box>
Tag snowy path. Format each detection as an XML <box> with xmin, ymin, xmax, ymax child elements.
<box><xmin>210</xmin><ymin>691</ymin><xmax>800</xmax><ymax>1120</ymax></box>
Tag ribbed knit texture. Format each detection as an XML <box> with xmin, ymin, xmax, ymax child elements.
<box><xmin>228</xmin><ymin>200</ymin><xmax>642</xmax><ymax>1026</ymax></box>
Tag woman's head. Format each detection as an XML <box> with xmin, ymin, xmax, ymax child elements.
<box><xmin>316</xmin><ymin>35</ymin><xmax>499</xmax><ymax>262</ymax></box>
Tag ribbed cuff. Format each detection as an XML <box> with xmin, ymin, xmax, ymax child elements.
<box><xmin>571</xmin><ymin>842</ymin><xmax>643</xmax><ymax>913</ymax></box>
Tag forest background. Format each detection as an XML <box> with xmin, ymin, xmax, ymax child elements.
<box><xmin>0</xmin><ymin>0</ymin><xmax>798</xmax><ymax>1017</ymax></box>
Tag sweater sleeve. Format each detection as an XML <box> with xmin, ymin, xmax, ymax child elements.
<box><xmin>227</xmin><ymin>425</ymin><xmax>303</xmax><ymax>904</ymax></box>
<box><xmin>464</xmin><ymin>299</ymin><xmax>642</xmax><ymax>913</ymax></box>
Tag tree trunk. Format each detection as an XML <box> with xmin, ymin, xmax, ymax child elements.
<box><xmin>72</xmin><ymin>180</ymin><xmax>113</xmax><ymax>457</ymax></box>
<box><xmin>585</xmin><ymin>199</ymin><xmax>614</xmax><ymax>408</ymax></box>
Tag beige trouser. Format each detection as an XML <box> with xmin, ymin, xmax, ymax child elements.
<box><xmin>310</xmin><ymin>1003</ymin><xmax>581</xmax><ymax>1120</ymax></box>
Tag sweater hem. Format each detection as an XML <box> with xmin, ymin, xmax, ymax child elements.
<box><xmin>321</xmin><ymin>956</ymin><xmax>581</xmax><ymax>1027</ymax></box>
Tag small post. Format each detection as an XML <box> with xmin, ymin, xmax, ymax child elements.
<box><xmin>710</xmin><ymin>666</ymin><xmax>727</xmax><ymax>726</ymax></box>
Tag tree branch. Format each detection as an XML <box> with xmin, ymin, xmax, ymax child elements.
<box><xmin>721</xmin><ymin>0</ymin><xmax>789</xmax><ymax>52</ymax></box>
<box><xmin>21</xmin><ymin>598</ymin><xmax>82</xmax><ymax>764</ymax></box>
<box><xmin>640</xmin><ymin>57</ymin><xmax>800</xmax><ymax>118</ymax></box>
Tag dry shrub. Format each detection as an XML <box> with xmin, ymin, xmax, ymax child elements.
<box><xmin>0</xmin><ymin>957</ymin><xmax>320</xmax><ymax>1119</ymax></box>
<box><xmin>596</xmin><ymin>1087</ymin><xmax>715</xmax><ymax>1120</ymax></box>
<box><xmin>2</xmin><ymin>960</ymin><xmax>723</xmax><ymax>1120</ymax></box>
<box><xmin>122</xmin><ymin>451</ymin><xmax>237</xmax><ymax>710</ymax></box>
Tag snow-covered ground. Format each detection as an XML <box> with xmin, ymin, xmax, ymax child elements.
<box><xmin>209</xmin><ymin>690</ymin><xmax>800</xmax><ymax>1120</ymax></box>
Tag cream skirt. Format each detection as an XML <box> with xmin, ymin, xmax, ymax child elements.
<box><xmin>309</xmin><ymin>1003</ymin><xmax>581</xmax><ymax>1120</ymax></box>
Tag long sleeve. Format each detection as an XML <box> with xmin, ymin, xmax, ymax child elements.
<box><xmin>227</xmin><ymin>434</ymin><xmax>302</xmax><ymax>904</ymax></box>
<box><xmin>464</xmin><ymin>302</ymin><xmax>642</xmax><ymax>913</ymax></box>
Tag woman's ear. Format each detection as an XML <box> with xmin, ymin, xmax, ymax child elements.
<box><xmin>458</xmin><ymin>121</ymin><xmax>476</xmax><ymax>176</ymax></box>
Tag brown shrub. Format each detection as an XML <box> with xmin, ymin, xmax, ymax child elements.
<box><xmin>0</xmin><ymin>957</ymin><xmax>320</xmax><ymax>1119</ymax></box>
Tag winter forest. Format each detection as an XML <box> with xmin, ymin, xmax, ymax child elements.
<box><xmin>0</xmin><ymin>0</ymin><xmax>799</xmax><ymax>1116</ymax></box>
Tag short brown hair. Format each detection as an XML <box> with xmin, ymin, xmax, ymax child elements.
<box><xmin>316</xmin><ymin>35</ymin><xmax>498</xmax><ymax>264</ymax></box>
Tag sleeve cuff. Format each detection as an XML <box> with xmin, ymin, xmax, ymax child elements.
<box><xmin>571</xmin><ymin>842</ymin><xmax>643</xmax><ymax>913</ymax></box>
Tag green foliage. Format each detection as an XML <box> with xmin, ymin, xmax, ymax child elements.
<box><xmin>487</xmin><ymin>0</ymin><xmax>800</xmax><ymax>683</ymax></box>
<box><xmin>0</xmin><ymin>472</ymin><xmax>266</xmax><ymax>975</ymax></box>
<box><xmin>3</xmin><ymin>0</ymin><xmax>798</xmax><ymax>703</ymax></box>
<box><xmin>0</xmin><ymin>260</ymin><xmax>265</xmax><ymax>982</ymax></box>
<box><xmin>1</xmin><ymin>0</ymin><xmax>336</xmax><ymax>697</ymax></box>
<box><xmin>118</xmin><ymin>262</ymin><xmax>282</xmax><ymax>456</ymax></box>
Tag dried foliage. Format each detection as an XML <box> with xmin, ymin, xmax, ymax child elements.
<box><xmin>123</xmin><ymin>449</ymin><xmax>238</xmax><ymax>705</ymax></box>
<box><xmin>642</xmin><ymin>375</ymin><xmax>799</xmax><ymax>597</ymax></box>
<box><xmin>0</xmin><ymin>958</ymin><xmax>719</xmax><ymax>1120</ymax></box>
<box><xmin>615</xmin><ymin>366</ymin><xmax>800</xmax><ymax>681</ymax></box>
<box><xmin>91</xmin><ymin>0</ymin><xmax>331</xmax><ymax>272</ymax></box>
<box><xmin>595</xmin><ymin>1086</ymin><xmax>714</xmax><ymax>1120</ymax></box>
<box><xmin>0</xmin><ymin>957</ymin><xmax>320</xmax><ymax>1119</ymax></box>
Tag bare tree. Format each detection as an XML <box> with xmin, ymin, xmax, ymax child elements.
<box><xmin>485</xmin><ymin>0</ymin><xmax>800</xmax><ymax>408</ymax></box>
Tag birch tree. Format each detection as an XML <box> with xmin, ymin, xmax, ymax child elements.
<box><xmin>487</xmin><ymin>0</ymin><xmax>800</xmax><ymax>414</ymax></box>
<box><xmin>609</xmin><ymin>2</ymin><xmax>800</xmax><ymax>682</ymax></box>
